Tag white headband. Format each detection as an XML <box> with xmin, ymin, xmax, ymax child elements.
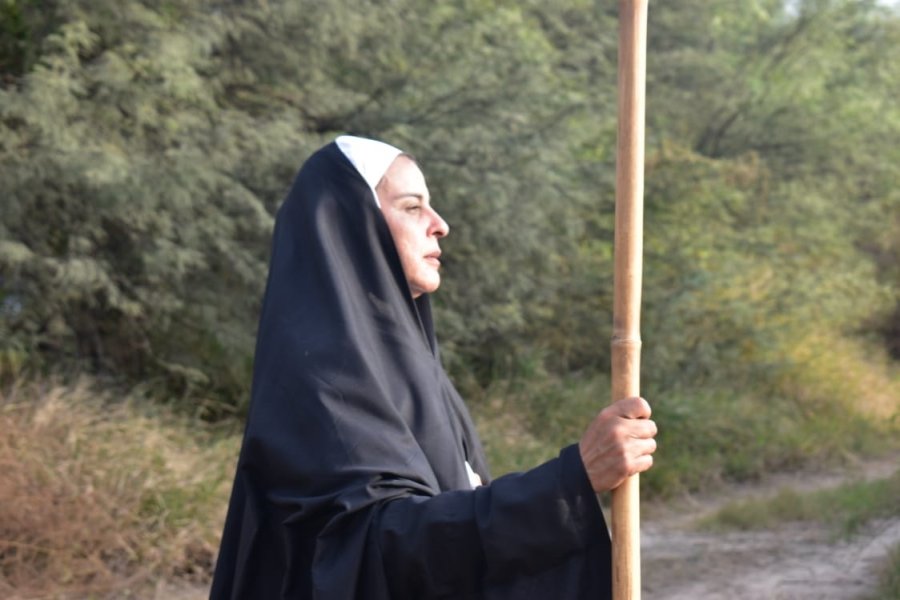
<box><xmin>335</xmin><ymin>135</ymin><xmax>404</xmax><ymax>208</ymax></box>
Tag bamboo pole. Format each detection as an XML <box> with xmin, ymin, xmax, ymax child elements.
<box><xmin>611</xmin><ymin>1</ymin><xmax>648</xmax><ymax>599</ymax></box>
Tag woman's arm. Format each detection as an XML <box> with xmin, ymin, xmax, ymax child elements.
<box><xmin>372</xmin><ymin>444</ymin><xmax>607</xmax><ymax>598</ymax></box>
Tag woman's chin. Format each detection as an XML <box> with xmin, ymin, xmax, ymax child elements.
<box><xmin>410</xmin><ymin>275</ymin><xmax>441</xmax><ymax>297</ymax></box>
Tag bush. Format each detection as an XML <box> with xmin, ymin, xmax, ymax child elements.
<box><xmin>0</xmin><ymin>377</ymin><xmax>237</xmax><ymax>597</ymax></box>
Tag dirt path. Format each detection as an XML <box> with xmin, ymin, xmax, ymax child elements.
<box><xmin>151</xmin><ymin>456</ymin><xmax>899</xmax><ymax>600</ymax></box>
<box><xmin>641</xmin><ymin>455</ymin><xmax>900</xmax><ymax>599</ymax></box>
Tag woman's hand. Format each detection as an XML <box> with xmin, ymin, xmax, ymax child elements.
<box><xmin>578</xmin><ymin>396</ymin><xmax>657</xmax><ymax>493</ymax></box>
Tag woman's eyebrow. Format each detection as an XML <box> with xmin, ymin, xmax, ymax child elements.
<box><xmin>394</xmin><ymin>192</ymin><xmax>426</xmax><ymax>201</ymax></box>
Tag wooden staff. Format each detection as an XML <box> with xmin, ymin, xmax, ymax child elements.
<box><xmin>611</xmin><ymin>1</ymin><xmax>648</xmax><ymax>599</ymax></box>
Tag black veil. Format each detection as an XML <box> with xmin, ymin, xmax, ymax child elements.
<box><xmin>210</xmin><ymin>140</ymin><xmax>611</xmax><ymax>599</ymax></box>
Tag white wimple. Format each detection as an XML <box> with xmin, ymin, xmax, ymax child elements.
<box><xmin>336</xmin><ymin>135</ymin><xmax>404</xmax><ymax>208</ymax></box>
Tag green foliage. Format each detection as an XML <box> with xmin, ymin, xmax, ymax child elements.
<box><xmin>0</xmin><ymin>0</ymin><xmax>616</xmax><ymax>408</ymax></box>
<box><xmin>472</xmin><ymin>365</ymin><xmax>898</xmax><ymax>498</ymax></box>
<box><xmin>866</xmin><ymin>543</ymin><xmax>900</xmax><ymax>600</ymax></box>
<box><xmin>471</xmin><ymin>371</ymin><xmax>611</xmax><ymax>477</ymax></box>
<box><xmin>699</xmin><ymin>467</ymin><xmax>900</xmax><ymax>538</ymax></box>
<box><xmin>0</xmin><ymin>0</ymin><xmax>897</xmax><ymax>426</ymax></box>
<box><xmin>646</xmin><ymin>385</ymin><xmax>896</xmax><ymax>497</ymax></box>
<box><xmin>0</xmin><ymin>1</ymin><xmax>275</xmax><ymax>412</ymax></box>
<box><xmin>2</xmin><ymin>3</ymin><xmax>899</xmax><ymax>594</ymax></box>
<box><xmin>0</xmin><ymin>0</ymin><xmax>52</xmax><ymax>78</ymax></box>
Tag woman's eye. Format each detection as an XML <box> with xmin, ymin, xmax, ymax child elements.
<box><xmin>405</xmin><ymin>204</ymin><xmax>422</xmax><ymax>213</ymax></box>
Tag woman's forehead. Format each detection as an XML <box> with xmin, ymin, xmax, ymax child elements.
<box><xmin>379</xmin><ymin>157</ymin><xmax>429</xmax><ymax>199</ymax></box>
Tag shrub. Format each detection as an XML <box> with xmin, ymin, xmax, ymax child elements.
<box><xmin>0</xmin><ymin>377</ymin><xmax>237</xmax><ymax>597</ymax></box>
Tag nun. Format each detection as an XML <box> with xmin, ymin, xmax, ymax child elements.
<box><xmin>210</xmin><ymin>136</ymin><xmax>657</xmax><ymax>599</ymax></box>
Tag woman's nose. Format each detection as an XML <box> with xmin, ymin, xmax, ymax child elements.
<box><xmin>430</xmin><ymin>208</ymin><xmax>449</xmax><ymax>238</ymax></box>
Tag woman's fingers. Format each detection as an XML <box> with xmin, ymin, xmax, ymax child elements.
<box><xmin>579</xmin><ymin>397</ymin><xmax>658</xmax><ymax>493</ymax></box>
<box><xmin>612</xmin><ymin>396</ymin><xmax>652</xmax><ymax>420</ymax></box>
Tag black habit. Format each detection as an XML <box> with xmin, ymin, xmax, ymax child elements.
<box><xmin>210</xmin><ymin>139</ymin><xmax>612</xmax><ymax>599</ymax></box>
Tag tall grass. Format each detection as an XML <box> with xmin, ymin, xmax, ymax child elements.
<box><xmin>470</xmin><ymin>333</ymin><xmax>900</xmax><ymax>498</ymax></box>
<box><xmin>699</xmin><ymin>469</ymin><xmax>900</xmax><ymax>536</ymax></box>
<box><xmin>0</xmin><ymin>378</ymin><xmax>238</xmax><ymax>598</ymax></box>
<box><xmin>1</xmin><ymin>327</ymin><xmax>896</xmax><ymax>594</ymax></box>
<box><xmin>865</xmin><ymin>544</ymin><xmax>900</xmax><ymax>600</ymax></box>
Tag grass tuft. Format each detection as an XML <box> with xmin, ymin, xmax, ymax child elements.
<box><xmin>864</xmin><ymin>543</ymin><xmax>900</xmax><ymax>600</ymax></box>
<box><xmin>699</xmin><ymin>469</ymin><xmax>900</xmax><ymax>537</ymax></box>
<box><xmin>469</xmin><ymin>333</ymin><xmax>899</xmax><ymax>500</ymax></box>
<box><xmin>0</xmin><ymin>377</ymin><xmax>238</xmax><ymax>598</ymax></box>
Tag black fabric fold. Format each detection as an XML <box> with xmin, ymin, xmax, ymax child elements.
<box><xmin>210</xmin><ymin>142</ymin><xmax>612</xmax><ymax>599</ymax></box>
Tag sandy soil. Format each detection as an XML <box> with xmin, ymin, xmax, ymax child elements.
<box><xmin>642</xmin><ymin>454</ymin><xmax>900</xmax><ymax>599</ymax></box>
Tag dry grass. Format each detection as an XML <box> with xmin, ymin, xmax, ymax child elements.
<box><xmin>781</xmin><ymin>330</ymin><xmax>900</xmax><ymax>421</ymax></box>
<box><xmin>699</xmin><ymin>467</ymin><xmax>900</xmax><ymax>537</ymax></box>
<box><xmin>867</xmin><ymin>543</ymin><xmax>900</xmax><ymax>600</ymax></box>
<box><xmin>469</xmin><ymin>331</ymin><xmax>900</xmax><ymax>498</ymax></box>
<box><xmin>0</xmin><ymin>377</ymin><xmax>238</xmax><ymax>599</ymax></box>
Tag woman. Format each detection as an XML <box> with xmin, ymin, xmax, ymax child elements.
<box><xmin>210</xmin><ymin>136</ymin><xmax>657</xmax><ymax>599</ymax></box>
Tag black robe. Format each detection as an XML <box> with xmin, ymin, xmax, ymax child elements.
<box><xmin>210</xmin><ymin>141</ymin><xmax>612</xmax><ymax>599</ymax></box>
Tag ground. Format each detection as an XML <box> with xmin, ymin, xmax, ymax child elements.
<box><xmin>152</xmin><ymin>455</ymin><xmax>900</xmax><ymax>599</ymax></box>
<box><xmin>642</xmin><ymin>454</ymin><xmax>900</xmax><ymax>599</ymax></box>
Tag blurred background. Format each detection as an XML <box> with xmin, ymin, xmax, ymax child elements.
<box><xmin>1</xmin><ymin>0</ymin><xmax>898</xmax><ymax>597</ymax></box>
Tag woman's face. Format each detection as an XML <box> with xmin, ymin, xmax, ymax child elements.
<box><xmin>376</xmin><ymin>156</ymin><xmax>449</xmax><ymax>298</ymax></box>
